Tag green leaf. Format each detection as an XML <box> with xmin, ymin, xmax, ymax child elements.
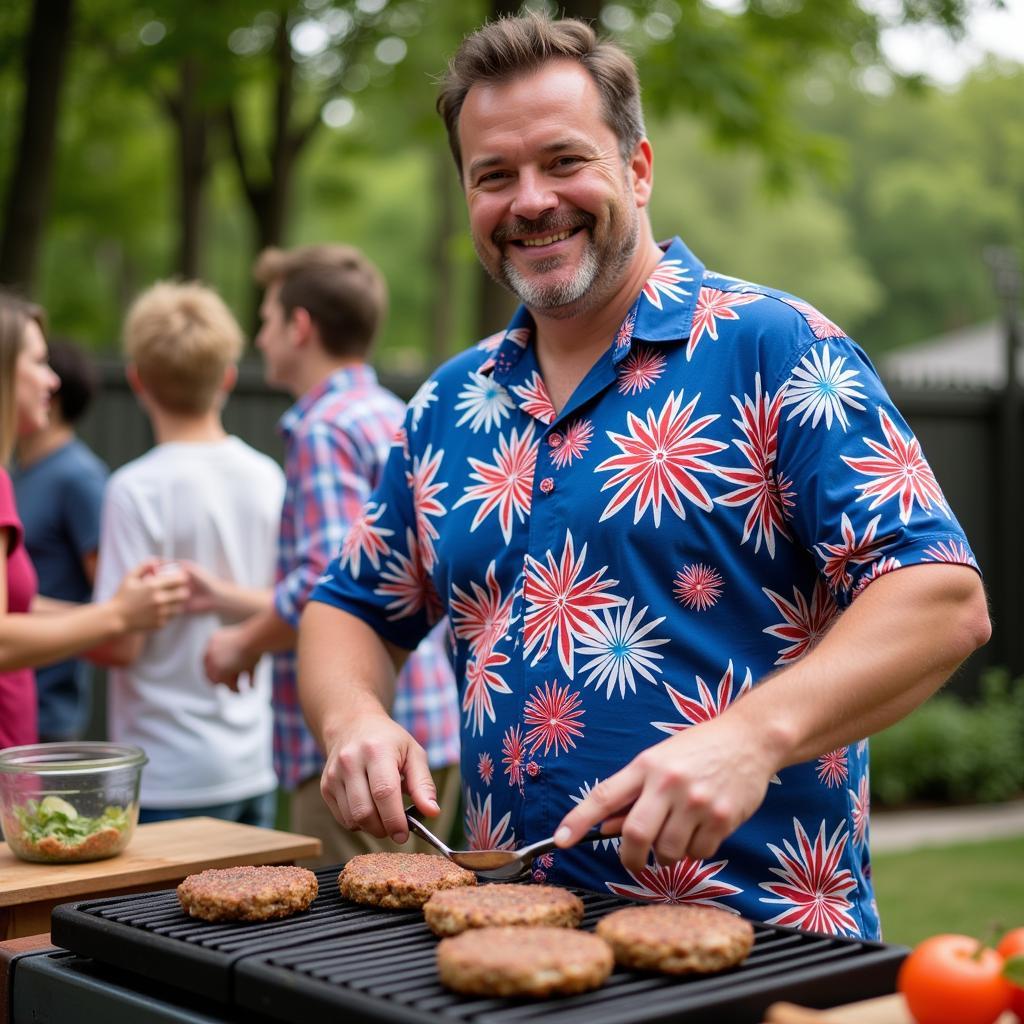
<box><xmin>1004</xmin><ymin>954</ymin><xmax>1024</xmax><ymax>987</ymax></box>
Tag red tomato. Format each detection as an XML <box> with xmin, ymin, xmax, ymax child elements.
<box><xmin>898</xmin><ymin>933</ymin><xmax>1012</xmax><ymax>1024</ymax></box>
<box><xmin>997</xmin><ymin>927</ymin><xmax>1024</xmax><ymax>1021</ymax></box>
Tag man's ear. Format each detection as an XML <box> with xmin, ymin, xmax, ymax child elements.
<box><xmin>221</xmin><ymin>363</ymin><xmax>238</xmax><ymax>395</ymax></box>
<box><xmin>289</xmin><ymin>306</ymin><xmax>315</xmax><ymax>348</ymax></box>
<box><xmin>630</xmin><ymin>138</ymin><xmax>654</xmax><ymax>209</ymax></box>
<box><xmin>125</xmin><ymin>363</ymin><xmax>145</xmax><ymax>397</ymax></box>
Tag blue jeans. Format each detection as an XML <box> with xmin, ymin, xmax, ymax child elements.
<box><xmin>138</xmin><ymin>789</ymin><xmax>278</xmax><ymax>829</ymax></box>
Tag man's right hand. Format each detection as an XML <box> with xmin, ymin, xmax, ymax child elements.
<box><xmin>320</xmin><ymin>711</ymin><xmax>439</xmax><ymax>844</ymax></box>
<box><xmin>204</xmin><ymin>623</ymin><xmax>256</xmax><ymax>691</ymax></box>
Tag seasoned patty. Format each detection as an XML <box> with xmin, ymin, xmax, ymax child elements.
<box><xmin>595</xmin><ymin>904</ymin><xmax>754</xmax><ymax>974</ymax></box>
<box><xmin>337</xmin><ymin>852</ymin><xmax>476</xmax><ymax>909</ymax></box>
<box><xmin>424</xmin><ymin>883</ymin><xmax>584</xmax><ymax>936</ymax></box>
<box><xmin>437</xmin><ymin>925</ymin><xmax>614</xmax><ymax>997</ymax></box>
<box><xmin>177</xmin><ymin>865</ymin><xmax>318</xmax><ymax>922</ymax></box>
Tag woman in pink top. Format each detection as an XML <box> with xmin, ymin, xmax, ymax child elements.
<box><xmin>0</xmin><ymin>294</ymin><xmax>191</xmax><ymax>749</ymax></box>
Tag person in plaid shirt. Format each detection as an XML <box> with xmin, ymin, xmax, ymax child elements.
<box><xmin>296</xmin><ymin>15</ymin><xmax>990</xmax><ymax>930</ymax></box>
<box><xmin>202</xmin><ymin>244</ymin><xmax>459</xmax><ymax>864</ymax></box>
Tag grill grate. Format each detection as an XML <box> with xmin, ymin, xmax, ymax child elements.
<box><xmin>51</xmin><ymin>866</ymin><xmax>906</xmax><ymax>1024</ymax></box>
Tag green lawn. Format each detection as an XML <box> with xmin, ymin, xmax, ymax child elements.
<box><xmin>873</xmin><ymin>835</ymin><xmax>1024</xmax><ymax>947</ymax></box>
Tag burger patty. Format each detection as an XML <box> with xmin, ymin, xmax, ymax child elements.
<box><xmin>337</xmin><ymin>852</ymin><xmax>476</xmax><ymax>909</ymax></box>
<box><xmin>595</xmin><ymin>904</ymin><xmax>754</xmax><ymax>974</ymax></box>
<box><xmin>437</xmin><ymin>925</ymin><xmax>614</xmax><ymax>997</ymax></box>
<box><xmin>423</xmin><ymin>883</ymin><xmax>584</xmax><ymax>936</ymax></box>
<box><xmin>177</xmin><ymin>865</ymin><xmax>318</xmax><ymax>922</ymax></box>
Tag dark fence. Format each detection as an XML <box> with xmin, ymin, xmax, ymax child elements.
<box><xmin>78</xmin><ymin>363</ymin><xmax>1012</xmax><ymax>697</ymax></box>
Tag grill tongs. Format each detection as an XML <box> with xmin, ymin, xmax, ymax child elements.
<box><xmin>405</xmin><ymin>805</ymin><xmax>613</xmax><ymax>880</ymax></box>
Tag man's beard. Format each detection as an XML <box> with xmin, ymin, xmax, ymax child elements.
<box><xmin>478</xmin><ymin>204</ymin><xmax>639</xmax><ymax>319</ymax></box>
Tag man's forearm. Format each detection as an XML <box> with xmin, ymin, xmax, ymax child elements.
<box><xmin>729</xmin><ymin>563</ymin><xmax>991</xmax><ymax>773</ymax></box>
<box><xmin>239</xmin><ymin>605</ymin><xmax>297</xmax><ymax>660</ymax></box>
<box><xmin>296</xmin><ymin>601</ymin><xmax>401</xmax><ymax>751</ymax></box>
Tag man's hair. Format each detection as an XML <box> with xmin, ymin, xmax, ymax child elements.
<box><xmin>436</xmin><ymin>11</ymin><xmax>646</xmax><ymax>178</ymax></box>
<box><xmin>122</xmin><ymin>281</ymin><xmax>244</xmax><ymax>416</ymax></box>
<box><xmin>0</xmin><ymin>291</ymin><xmax>46</xmax><ymax>463</ymax></box>
<box><xmin>253</xmin><ymin>244</ymin><xmax>387</xmax><ymax>359</ymax></box>
<box><xmin>48</xmin><ymin>338</ymin><xmax>98</xmax><ymax>425</ymax></box>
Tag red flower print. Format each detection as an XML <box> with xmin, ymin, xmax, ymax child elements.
<box><xmin>673</xmin><ymin>563</ymin><xmax>724</xmax><ymax>611</ymax></box>
<box><xmin>762</xmin><ymin>579</ymin><xmax>838</xmax><ymax>665</ymax></box>
<box><xmin>523</xmin><ymin>680</ymin><xmax>585</xmax><ymax>756</ymax></box>
<box><xmin>550</xmin><ymin>419</ymin><xmax>593</xmax><ymax>469</ymax></box>
<box><xmin>687</xmin><ymin>287</ymin><xmax>763</xmax><ymax>361</ymax></box>
<box><xmin>618</xmin><ymin>346</ymin><xmax>666</xmax><ymax>396</ymax></box>
<box><xmin>607</xmin><ymin>856</ymin><xmax>742</xmax><ymax>909</ymax></box>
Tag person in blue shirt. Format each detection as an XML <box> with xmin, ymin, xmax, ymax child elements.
<box><xmin>296</xmin><ymin>13</ymin><xmax>990</xmax><ymax>936</ymax></box>
<box><xmin>13</xmin><ymin>339</ymin><xmax>109</xmax><ymax>741</ymax></box>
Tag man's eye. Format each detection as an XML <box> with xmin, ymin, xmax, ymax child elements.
<box><xmin>477</xmin><ymin>171</ymin><xmax>510</xmax><ymax>185</ymax></box>
<box><xmin>554</xmin><ymin>156</ymin><xmax>583</xmax><ymax>169</ymax></box>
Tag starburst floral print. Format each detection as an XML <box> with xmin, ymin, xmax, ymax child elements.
<box><xmin>817</xmin><ymin>747</ymin><xmax>849</xmax><ymax>788</ymax></box>
<box><xmin>523</xmin><ymin>680</ymin><xmax>585</xmax><ymax>756</ymax></box>
<box><xmin>641</xmin><ymin>259</ymin><xmax>693</xmax><ymax>309</ymax></box>
<box><xmin>449</xmin><ymin>561</ymin><xmax>513</xmax><ymax>659</ymax></box>
<box><xmin>614</xmin><ymin>307</ymin><xmax>637</xmax><ymax>350</ymax></box>
<box><xmin>687</xmin><ymin>287</ymin><xmax>763</xmax><ymax>361</ymax></box>
<box><xmin>759</xmin><ymin>819</ymin><xmax>859</xmax><ymax>935</ymax></box>
<box><xmin>522</xmin><ymin>530</ymin><xmax>622</xmax><ymax>678</ymax></box>
<box><xmin>339</xmin><ymin>501</ymin><xmax>393</xmax><ymax>578</ymax></box>
<box><xmin>462</xmin><ymin>642</ymin><xmax>511</xmax><ymax>737</ymax></box>
<box><xmin>453</xmin><ymin>423</ymin><xmax>538</xmax><ymax>544</ymax></box>
<box><xmin>716</xmin><ymin>375</ymin><xmax>792</xmax><ymax>558</ymax></box>
<box><xmin>575</xmin><ymin>598</ymin><xmax>670</xmax><ymax>699</ymax></box>
<box><xmin>407</xmin><ymin>379</ymin><xmax>438</xmax><ymax>430</ymax></box>
<box><xmin>596</xmin><ymin>390</ymin><xmax>727</xmax><ymax>527</ymax></box>
<box><xmin>454</xmin><ymin>370</ymin><xmax>515</xmax><ymax>433</ymax></box>
<box><xmin>607</xmin><ymin>856</ymin><xmax>742</xmax><ymax>910</ymax></box>
<box><xmin>550</xmin><ymin>419</ymin><xmax>593</xmax><ymax>469</ymax></box>
<box><xmin>464</xmin><ymin>791</ymin><xmax>515</xmax><ymax>852</ymax></box>
<box><xmin>406</xmin><ymin>445</ymin><xmax>446</xmax><ymax>573</ymax></box>
<box><xmin>762</xmin><ymin>579</ymin><xmax>838</xmax><ymax>665</ymax></box>
<box><xmin>781</xmin><ymin>298</ymin><xmax>847</xmax><ymax>340</ymax></box>
<box><xmin>923</xmin><ymin>539</ymin><xmax>977</xmax><ymax>567</ymax></box>
<box><xmin>782</xmin><ymin>344</ymin><xmax>867</xmax><ymax>431</ymax></box>
<box><xmin>673</xmin><ymin>563</ymin><xmax>725</xmax><ymax>611</ymax></box>
<box><xmin>850</xmin><ymin>775</ymin><xmax>870</xmax><ymax>847</ymax></box>
<box><xmin>501</xmin><ymin>724</ymin><xmax>526</xmax><ymax>789</ymax></box>
<box><xmin>617</xmin><ymin>346</ymin><xmax>666</xmax><ymax>396</ymax></box>
<box><xmin>510</xmin><ymin>371</ymin><xmax>556</xmax><ymax>424</ymax></box>
<box><xmin>852</xmin><ymin>556</ymin><xmax>902</xmax><ymax>596</ymax></box>
<box><xmin>651</xmin><ymin>661</ymin><xmax>753</xmax><ymax>733</ymax></box>
<box><xmin>375</xmin><ymin>528</ymin><xmax>442</xmax><ymax>623</ymax></box>
<box><xmin>477</xmin><ymin>752</ymin><xmax>494</xmax><ymax>785</ymax></box>
<box><xmin>842</xmin><ymin>408</ymin><xmax>949</xmax><ymax>525</ymax></box>
<box><xmin>814</xmin><ymin>513</ymin><xmax>889</xmax><ymax>592</ymax></box>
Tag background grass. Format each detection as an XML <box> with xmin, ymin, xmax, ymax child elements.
<box><xmin>873</xmin><ymin>835</ymin><xmax>1024</xmax><ymax>947</ymax></box>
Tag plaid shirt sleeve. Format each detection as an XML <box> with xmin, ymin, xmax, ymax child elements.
<box><xmin>274</xmin><ymin>422</ymin><xmax>372</xmax><ymax>628</ymax></box>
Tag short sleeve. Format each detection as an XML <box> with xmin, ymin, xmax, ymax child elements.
<box><xmin>92</xmin><ymin>476</ymin><xmax>155</xmax><ymax>603</ymax></box>
<box><xmin>774</xmin><ymin>334</ymin><xmax>979</xmax><ymax>606</ymax></box>
<box><xmin>0</xmin><ymin>467</ymin><xmax>24</xmax><ymax>554</ymax></box>
<box><xmin>310</xmin><ymin>418</ymin><xmax>441</xmax><ymax>651</ymax></box>
<box><xmin>63</xmin><ymin>457</ymin><xmax>107</xmax><ymax>557</ymax></box>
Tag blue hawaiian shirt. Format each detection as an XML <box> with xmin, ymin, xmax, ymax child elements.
<box><xmin>311</xmin><ymin>236</ymin><xmax>979</xmax><ymax>939</ymax></box>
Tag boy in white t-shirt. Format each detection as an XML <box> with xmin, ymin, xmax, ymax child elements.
<box><xmin>93</xmin><ymin>282</ymin><xmax>285</xmax><ymax>826</ymax></box>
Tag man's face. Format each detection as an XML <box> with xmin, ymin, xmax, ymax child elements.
<box><xmin>255</xmin><ymin>281</ymin><xmax>295</xmax><ymax>391</ymax></box>
<box><xmin>458</xmin><ymin>59</ymin><xmax>642</xmax><ymax>319</ymax></box>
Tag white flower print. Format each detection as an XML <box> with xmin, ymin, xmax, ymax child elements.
<box><xmin>454</xmin><ymin>371</ymin><xmax>514</xmax><ymax>433</ymax></box>
<box><xmin>407</xmin><ymin>379</ymin><xmax>438</xmax><ymax>430</ymax></box>
<box><xmin>575</xmin><ymin>598</ymin><xmax>670</xmax><ymax>699</ymax></box>
<box><xmin>783</xmin><ymin>344</ymin><xmax>867</xmax><ymax>431</ymax></box>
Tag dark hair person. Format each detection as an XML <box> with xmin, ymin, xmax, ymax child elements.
<box><xmin>0</xmin><ymin>291</ymin><xmax>189</xmax><ymax>749</ymax></box>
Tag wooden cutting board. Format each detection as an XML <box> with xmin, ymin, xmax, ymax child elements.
<box><xmin>766</xmin><ymin>996</ymin><xmax>1018</xmax><ymax>1023</ymax></box>
<box><xmin>0</xmin><ymin>816</ymin><xmax>321</xmax><ymax>938</ymax></box>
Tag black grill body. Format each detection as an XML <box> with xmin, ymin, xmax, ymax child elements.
<box><xmin>49</xmin><ymin>865</ymin><xmax>907</xmax><ymax>1024</ymax></box>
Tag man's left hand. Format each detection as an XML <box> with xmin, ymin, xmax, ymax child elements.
<box><xmin>554</xmin><ymin>715</ymin><xmax>776</xmax><ymax>875</ymax></box>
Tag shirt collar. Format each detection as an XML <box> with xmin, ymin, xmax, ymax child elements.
<box><xmin>488</xmin><ymin>236</ymin><xmax>705</xmax><ymax>384</ymax></box>
<box><xmin>278</xmin><ymin>364</ymin><xmax>379</xmax><ymax>439</ymax></box>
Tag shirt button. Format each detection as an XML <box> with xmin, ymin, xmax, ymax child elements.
<box><xmin>539</xmin><ymin>477</ymin><xmax>555</xmax><ymax>494</ymax></box>
<box><xmin>548</xmin><ymin>432</ymin><xmax>563</xmax><ymax>448</ymax></box>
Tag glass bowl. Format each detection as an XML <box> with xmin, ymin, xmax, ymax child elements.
<box><xmin>0</xmin><ymin>742</ymin><xmax>147</xmax><ymax>863</ymax></box>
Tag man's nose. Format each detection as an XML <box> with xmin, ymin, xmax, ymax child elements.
<box><xmin>509</xmin><ymin>169</ymin><xmax>556</xmax><ymax>221</ymax></box>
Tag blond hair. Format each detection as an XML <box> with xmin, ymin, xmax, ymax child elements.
<box><xmin>123</xmin><ymin>281</ymin><xmax>244</xmax><ymax>415</ymax></box>
<box><xmin>0</xmin><ymin>292</ymin><xmax>46</xmax><ymax>463</ymax></box>
<box><xmin>254</xmin><ymin>244</ymin><xmax>386</xmax><ymax>358</ymax></box>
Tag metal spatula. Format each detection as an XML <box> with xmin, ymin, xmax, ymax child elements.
<box><xmin>405</xmin><ymin>805</ymin><xmax>612</xmax><ymax>880</ymax></box>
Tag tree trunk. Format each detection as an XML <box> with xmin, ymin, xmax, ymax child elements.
<box><xmin>173</xmin><ymin>58</ymin><xmax>208</xmax><ymax>278</ymax></box>
<box><xmin>0</xmin><ymin>0</ymin><xmax>75</xmax><ymax>293</ymax></box>
<box><xmin>428</xmin><ymin>145</ymin><xmax>458</xmax><ymax>366</ymax></box>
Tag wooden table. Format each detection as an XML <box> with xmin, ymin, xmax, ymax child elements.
<box><xmin>0</xmin><ymin>816</ymin><xmax>320</xmax><ymax>939</ymax></box>
<box><xmin>766</xmin><ymin>996</ymin><xmax>1017</xmax><ymax>1022</ymax></box>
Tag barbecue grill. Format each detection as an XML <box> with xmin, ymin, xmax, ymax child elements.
<box><xmin>27</xmin><ymin>865</ymin><xmax>907</xmax><ymax>1023</ymax></box>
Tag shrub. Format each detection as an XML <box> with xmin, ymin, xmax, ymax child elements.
<box><xmin>870</xmin><ymin>669</ymin><xmax>1024</xmax><ymax>807</ymax></box>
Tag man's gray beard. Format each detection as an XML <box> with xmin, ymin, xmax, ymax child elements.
<box><xmin>500</xmin><ymin>243</ymin><xmax>602</xmax><ymax>318</ymax></box>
